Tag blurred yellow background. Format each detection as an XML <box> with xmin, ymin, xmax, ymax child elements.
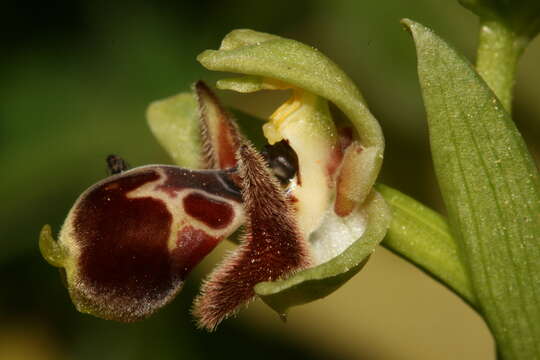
<box><xmin>2</xmin><ymin>1</ymin><xmax>538</xmax><ymax>359</ymax></box>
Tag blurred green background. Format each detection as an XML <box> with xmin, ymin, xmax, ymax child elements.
<box><xmin>2</xmin><ymin>1</ymin><xmax>539</xmax><ymax>359</ymax></box>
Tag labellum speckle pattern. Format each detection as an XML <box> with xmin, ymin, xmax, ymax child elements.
<box><xmin>63</xmin><ymin>165</ymin><xmax>244</xmax><ymax>322</ymax></box>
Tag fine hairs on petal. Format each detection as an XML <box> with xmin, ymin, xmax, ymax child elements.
<box><xmin>192</xmin><ymin>141</ymin><xmax>311</xmax><ymax>331</ymax></box>
<box><xmin>194</xmin><ymin>81</ymin><xmax>241</xmax><ymax>170</ymax></box>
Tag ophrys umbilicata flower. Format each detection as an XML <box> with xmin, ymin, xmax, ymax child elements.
<box><xmin>40</xmin><ymin>30</ymin><xmax>391</xmax><ymax>331</ymax></box>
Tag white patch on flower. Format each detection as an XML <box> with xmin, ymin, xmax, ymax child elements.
<box><xmin>308</xmin><ymin>202</ymin><xmax>367</xmax><ymax>266</ymax></box>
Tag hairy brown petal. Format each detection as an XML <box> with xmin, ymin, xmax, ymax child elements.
<box><xmin>192</xmin><ymin>142</ymin><xmax>311</xmax><ymax>331</ymax></box>
<box><xmin>195</xmin><ymin>81</ymin><xmax>241</xmax><ymax>169</ymax></box>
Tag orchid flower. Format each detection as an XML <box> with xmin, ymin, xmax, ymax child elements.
<box><xmin>40</xmin><ymin>30</ymin><xmax>391</xmax><ymax>331</ymax></box>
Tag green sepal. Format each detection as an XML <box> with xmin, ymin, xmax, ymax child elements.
<box><xmin>403</xmin><ymin>19</ymin><xmax>540</xmax><ymax>359</ymax></box>
<box><xmin>197</xmin><ymin>29</ymin><xmax>384</xmax><ymax>194</ymax></box>
<box><xmin>217</xmin><ymin>76</ymin><xmax>273</xmax><ymax>93</ymax></box>
<box><xmin>255</xmin><ymin>191</ymin><xmax>391</xmax><ymax>315</ymax></box>
<box><xmin>146</xmin><ymin>93</ymin><xmax>203</xmax><ymax>169</ymax></box>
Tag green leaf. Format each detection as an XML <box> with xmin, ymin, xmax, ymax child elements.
<box><xmin>255</xmin><ymin>191</ymin><xmax>391</xmax><ymax>315</ymax></box>
<box><xmin>403</xmin><ymin>19</ymin><xmax>540</xmax><ymax>359</ymax></box>
<box><xmin>376</xmin><ymin>184</ymin><xmax>476</xmax><ymax>307</ymax></box>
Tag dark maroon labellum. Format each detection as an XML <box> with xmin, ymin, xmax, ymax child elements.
<box><xmin>76</xmin><ymin>169</ymin><xmax>173</xmax><ymax>301</ymax></box>
<box><xmin>68</xmin><ymin>165</ymin><xmax>243</xmax><ymax>321</ymax></box>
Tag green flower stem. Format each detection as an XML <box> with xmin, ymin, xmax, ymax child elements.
<box><xmin>377</xmin><ymin>184</ymin><xmax>476</xmax><ymax>307</ymax></box>
<box><xmin>476</xmin><ymin>20</ymin><xmax>526</xmax><ymax>112</ymax></box>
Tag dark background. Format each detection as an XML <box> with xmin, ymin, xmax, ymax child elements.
<box><xmin>1</xmin><ymin>1</ymin><xmax>538</xmax><ymax>359</ymax></box>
